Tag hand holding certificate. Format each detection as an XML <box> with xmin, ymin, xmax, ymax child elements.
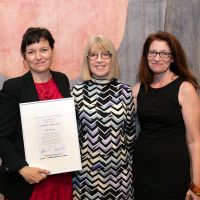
<box><xmin>20</xmin><ymin>97</ymin><xmax>82</xmax><ymax>175</ymax></box>
<box><xmin>18</xmin><ymin>166</ymin><xmax>50</xmax><ymax>184</ymax></box>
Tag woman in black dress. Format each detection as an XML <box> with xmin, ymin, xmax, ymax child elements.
<box><xmin>132</xmin><ymin>31</ymin><xmax>200</xmax><ymax>199</ymax></box>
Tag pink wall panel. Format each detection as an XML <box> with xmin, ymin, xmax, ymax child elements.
<box><xmin>0</xmin><ymin>0</ymin><xmax>128</xmax><ymax>80</ymax></box>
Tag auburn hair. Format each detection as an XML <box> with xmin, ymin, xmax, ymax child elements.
<box><xmin>138</xmin><ymin>31</ymin><xmax>199</xmax><ymax>91</ymax></box>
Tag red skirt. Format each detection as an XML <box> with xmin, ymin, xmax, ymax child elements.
<box><xmin>4</xmin><ymin>172</ymin><xmax>73</xmax><ymax>200</ymax></box>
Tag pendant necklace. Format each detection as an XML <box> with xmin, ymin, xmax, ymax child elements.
<box><xmin>35</xmin><ymin>78</ymin><xmax>51</xmax><ymax>100</ymax></box>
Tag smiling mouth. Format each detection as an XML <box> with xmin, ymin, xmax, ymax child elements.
<box><xmin>36</xmin><ymin>62</ymin><xmax>45</xmax><ymax>65</ymax></box>
<box><xmin>152</xmin><ymin>63</ymin><xmax>162</xmax><ymax>65</ymax></box>
<box><xmin>95</xmin><ymin>66</ymin><xmax>105</xmax><ymax>69</ymax></box>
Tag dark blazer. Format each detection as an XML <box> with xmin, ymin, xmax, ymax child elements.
<box><xmin>0</xmin><ymin>71</ymin><xmax>71</xmax><ymax>200</ymax></box>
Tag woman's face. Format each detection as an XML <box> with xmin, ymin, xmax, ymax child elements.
<box><xmin>88</xmin><ymin>45</ymin><xmax>111</xmax><ymax>79</ymax></box>
<box><xmin>25</xmin><ymin>38</ymin><xmax>53</xmax><ymax>75</ymax></box>
<box><xmin>147</xmin><ymin>40</ymin><xmax>173</xmax><ymax>75</ymax></box>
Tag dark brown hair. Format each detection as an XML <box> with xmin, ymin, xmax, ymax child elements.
<box><xmin>21</xmin><ymin>27</ymin><xmax>55</xmax><ymax>58</ymax></box>
<box><xmin>138</xmin><ymin>31</ymin><xmax>199</xmax><ymax>91</ymax></box>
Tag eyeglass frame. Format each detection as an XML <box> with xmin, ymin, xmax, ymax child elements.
<box><xmin>87</xmin><ymin>51</ymin><xmax>112</xmax><ymax>61</ymax></box>
<box><xmin>146</xmin><ymin>50</ymin><xmax>172</xmax><ymax>58</ymax></box>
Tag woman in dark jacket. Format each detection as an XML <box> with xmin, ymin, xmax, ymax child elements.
<box><xmin>0</xmin><ymin>27</ymin><xmax>73</xmax><ymax>200</ymax></box>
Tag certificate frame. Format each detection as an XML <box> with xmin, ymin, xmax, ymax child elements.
<box><xmin>20</xmin><ymin>97</ymin><xmax>82</xmax><ymax>175</ymax></box>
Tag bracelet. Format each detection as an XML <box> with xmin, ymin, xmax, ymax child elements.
<box><xmin>189</xmin><ymin>182</ymin><xmax>200</xmax><ymax>196</ymax></box>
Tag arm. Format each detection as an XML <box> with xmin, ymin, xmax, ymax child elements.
<box><xmin>0</xmin><ymin>80</ymin><xmax>28</xmax><ymax>174</ymax></box>
<box><xmin>124</xmin><ymin>86</ymin><xmax>137</xmax><ymax>161</ymax></box>
<box><xmin>178</xmin><ymin>82</ymin><xmax>200</xmax><ymax>200</ymax></box>
<box><xmin>70</xmin><ymin>87</ymin><xmax>73</xmax><ymax>97</ymax></box>
<box><xmin>132</xmin><ymin>82</ymin><xmax>141</xmax><ymax>114</ymax></box>
<box><xmin>0</xmin><ymin>80</ymin><xmax>50</xmax><ymax>184</ymax></box>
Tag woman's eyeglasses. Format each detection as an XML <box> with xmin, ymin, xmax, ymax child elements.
<box><xmin>147</xmin><ymin>51</ymin><xmax>172</xmax><ymax>58</ymax></box>
<box><xmin>87</xmin><ymin>52</ymin><xmax>112</xmax><ymax>61</ymax></box>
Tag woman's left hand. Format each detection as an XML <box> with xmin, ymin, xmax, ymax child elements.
<box><xmin>185</xmin><ymin>189</ymin><xmax>200</xmax><ymax>200</ymax></box>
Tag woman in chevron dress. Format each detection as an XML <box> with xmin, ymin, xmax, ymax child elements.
<box><xmin>71</xmin><ymin>35</ymin><xmax>136</xmax><ymax>200</ymax></box>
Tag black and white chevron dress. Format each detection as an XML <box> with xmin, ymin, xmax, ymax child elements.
<box><xmin>71</xmin><ymin>78</ymin><xmax>136</xmax><ymax>200</ymax></box>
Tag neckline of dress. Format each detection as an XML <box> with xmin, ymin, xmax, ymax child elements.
<box><xmin>149</xmin><ymin>76</ymin><xmax>180</xmax><ymax>90</ymax></box>
<box><xmin>91</xmin><ymin>77</ymin><xmax>114</xmax><ymax>85</ymax></box>
<box><xmin>35</xmin><ymin>77</ymin><xmax>53</xmax><ymax>85</ymax></box>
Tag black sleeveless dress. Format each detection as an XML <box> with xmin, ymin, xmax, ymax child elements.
<box><xmin>133</xmin><ymin>77</ymin><xmax>191</xmax><ymax>200</ymax></box>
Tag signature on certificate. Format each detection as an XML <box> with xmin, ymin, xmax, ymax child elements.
<box><xmin>41</xmin><ymin>148</ymin><xmax>50</xmax><ymax>154</ymax></box>
<box><xmin>41</xmin><ymin>147</ymin><xmax>66</xmax><ymax>154</ymax></box>
<box><xmin>55</xmin><ymin>147</ymin><xmax>66</xmax><ymax>151</ymax></box>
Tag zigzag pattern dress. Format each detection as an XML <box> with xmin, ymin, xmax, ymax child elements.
<box><xmin>71</xmin><ymin>78</ymin><xmax>136</xmax><ymax>200</ymax></box>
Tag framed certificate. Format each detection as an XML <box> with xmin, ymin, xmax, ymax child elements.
<box><xmin>20</xmin><ymin>97</ymin><xmax>82</xmax><ymax>174</ymax></box>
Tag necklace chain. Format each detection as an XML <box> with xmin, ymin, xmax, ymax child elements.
<box><xmin>35</xmin><ymin>79</ymin><xmax>51</xmax><ymax>100</ymax></box>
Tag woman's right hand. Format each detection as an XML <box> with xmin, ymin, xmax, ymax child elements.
<box><xmin>18</xmin><ymin>166</ymin><xmax>51</xmax><ymax>184</ymax></box>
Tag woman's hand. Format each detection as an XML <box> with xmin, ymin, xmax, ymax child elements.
<box><xmin>185</xmin><ymin>189</ymin><xmax>200</xmax><ymax>200</ymax></box>
<box><xmin>18</xmin><ymin>166</ymin><xmax>50</xmax><ymax>184</ymax></box>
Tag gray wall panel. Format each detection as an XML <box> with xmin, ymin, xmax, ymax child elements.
<box><xmin>165</xmin><ymin>0</ymin><xmax>200</xmax><ymax>95</ymax></box>
<box><xmin>117</xmin><ymin>0</ymin><xmax>166</xmax><ymax>88</ymax></box>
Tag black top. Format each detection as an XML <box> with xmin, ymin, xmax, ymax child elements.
<box><xmin>0</xmin><ymin>71</ymin><xmax>71</xmax><ymax>200</ymax></box>
<box><xmin>133</xmin><ymin>77</ymin><xmax>191</xmax><ymax>199</ymax></box>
